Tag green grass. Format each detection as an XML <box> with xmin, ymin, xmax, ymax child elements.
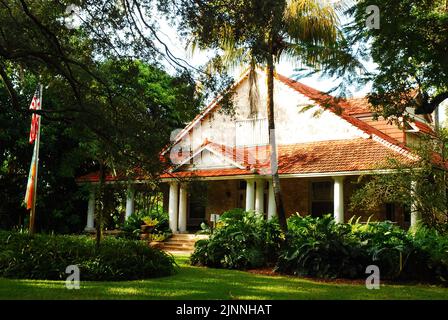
<box><xmin>0</xmin><ymin>254</ymin><xmax>446</xmax><ymax>300</ymax></box>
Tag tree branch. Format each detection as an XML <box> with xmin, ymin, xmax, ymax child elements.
<box><xmin>0</xmin><ymin>62</ymin><xmax>20</xmax><ymax>110</ymax></box>
<box><xmin>415</xmin><ymin>91</ymin><xmax>448</xmax><ymax>114</ymax></box>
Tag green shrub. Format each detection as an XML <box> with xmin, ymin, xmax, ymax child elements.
<box><xmin>276</xmin><ymin>215</ymin><xmax>448</xmax><ymax>283</ymax></box>
<box><xmin>194</xmin><ymin>209</ymin><xmax>448</xmax><ymax>284</ymax></box>
<box><xmin>410</xmin><ymin>227</ymin><xmax>448</xmax><ymax>283</ymax></box>
<box><xmin>350</xmin><ymin>220</ymin><xmax>415</xmax><ymax>279</ymax></box>
<box><xmin>0</xmin><ymin>231</ymin><xmax>175</xmax><ymax>281</ymax></box>
<box><xmin>190</xmin><ymin>209</ymin><xmax>282</xmax><ymax>269</ymax></box>
<box><xmin>276</xmin><ymin>215</ymin><xmax>368</xmax><ymax>278</ymax></box>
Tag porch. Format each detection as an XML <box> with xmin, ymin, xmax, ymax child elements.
<box><xmin>160</xmin><ymin>174</ymin><xmax>413</xmax><ymax>233</ymax></box>
<box><xmin>81</xmin><ymin>173</ymin><xmax>417</xmax><ymax>234</ymax></box>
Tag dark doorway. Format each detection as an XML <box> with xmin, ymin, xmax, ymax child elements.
<box><xmin>188</xmin><ymin>182</ymin><xmax>208</xmax><ymax>230</ymax></box>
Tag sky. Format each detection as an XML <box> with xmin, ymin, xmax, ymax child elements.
<box><xmin>154</xmin><ymin>11</ymin><xmax>374</xmax><ymax>98</ymax></box>
<box><xmin>155</xmin><ymin>18</ymin><xmax>448</xmax><ymax>124</ymax></box>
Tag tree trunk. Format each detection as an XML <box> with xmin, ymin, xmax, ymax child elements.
<box><xmin>266</xmin><ymin>55</ymin><xmax>287</xmax><ymax>232</ymax></box>
<box><xmin>95</xmin><ymin>160</ymin><xmax>106</xmax><ymax>249</ymax></box>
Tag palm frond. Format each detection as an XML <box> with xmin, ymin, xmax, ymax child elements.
<box><xmin>284</xmin><ymin>0</ymin><xmax>339</xmax><ymax>45</ymax></box>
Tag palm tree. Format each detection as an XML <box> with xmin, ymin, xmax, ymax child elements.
<box><xmin>183</xmin><ymin>0</ymin><xmax>344</xmax><ymax>232</ymax></box>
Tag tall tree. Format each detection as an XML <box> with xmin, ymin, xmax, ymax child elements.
<box><xmin>345</xmin><ymin>0</ymin><xmax>448</xmax><ymax>121</ymax></box>
<box><xmin>0</xmin><ymin>0</ymin><xmax>202</xmax><ymax>235</ymax></box>
<box><xmin>172</xmin><ymin>0</ymin><xmax>342</xmax><ymax>231</ymax></box>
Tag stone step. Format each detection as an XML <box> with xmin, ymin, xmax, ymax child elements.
<box><xmin>170</xmin><ymin>233</ymin><xmax>209</xmax><ymax>239</ymax></box>
<box><xmin>150</xmin><ymin>233</ymin><xmax>208</xmax><ymax>254</ymax></box>
<box><xmin>164</xmin><ymin>239</ymin><xmax>197</xmax><ymax>244</ymax></box>
<box><xmin>163</xmin><ymin>242</ymin><xmax>195</xmax><ymax>248</ymax></box>
<box><xmin>151</xmin><ymin>240</ymin><xmax>195</xmax><ymax>248</ymax></box>
<box><xmin>159</xmin><ymin>244</ymin><xmax>195</xmax><ymax>251</ymax></box>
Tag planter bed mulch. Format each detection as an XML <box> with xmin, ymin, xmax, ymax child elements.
<box><xmin>245</xmin><ymin>268</ymin><xmax>440</xmax><ymax>286</ymax></box>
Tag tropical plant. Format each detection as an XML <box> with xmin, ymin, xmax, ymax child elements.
<box><xmin>190</xmin><ymin>210</ymin><xmax>447</xmax><ymax>283</ymax></box>
<box><xmin>350</xmin><ymin>219</ymin><xmax>415</xmax><ymax>279</ymax></box>
<box><xmin>190</xmin><ymin>209</ymin><xmax>282</xmax><ymax>269</ymax></box>
<box><xmin>120</xmin><ymin>209</ymin><xmax>172</xmax><ymax>240</ymax></box>
<box><xmin>411</xmin><ymin>227</ymin><xmax>448</xmax><ymax>283</ymax></box>
<box><xmin>276</xmin><ymin>214</ymin><xmax>368</xmax><ymax>278</ymax></box>
<box><xmin>277</xmin><ymin>215</ymin><xmax>447</xmax><ymax>282</ymax></box>
<box><xmin>173</xmin><ymin>0</ymin><xmax>346</xmax><ymax>232</ymax></box>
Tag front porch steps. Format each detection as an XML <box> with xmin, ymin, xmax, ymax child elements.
<box><xmin>150</xmin><ymin>233</ymin><xmax>209</xmax><ymax>254</ymax></box>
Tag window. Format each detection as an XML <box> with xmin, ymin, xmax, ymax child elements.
<box><xmin>311</xmin><ymin>181</ymin><xmax>333</xmax><ymax>217</ymax></box>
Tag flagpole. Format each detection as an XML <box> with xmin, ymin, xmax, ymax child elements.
<box><xmin>29</xmin><ymin>84</ymin><xmax>42</xmax><ymax>235</ymax></box>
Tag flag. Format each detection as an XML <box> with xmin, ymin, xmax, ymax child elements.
<box><xmin>24</xmin><ymin>85</ymin><xmax>42</xmax><ymax>212</ymax></box>
<box><xmin>29</xmin><ymin>87</ymin><xmax>41</xmax><ymax>144</ymax></box>
<box><xmin>24</xmin><ymin>143</ymin><xmax>37</xmax><ymax>210</ymax></box>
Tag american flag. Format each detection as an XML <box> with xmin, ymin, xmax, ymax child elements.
<box><xmin>29</xmin><ymin>87</ymin><xmax>41</xmax><ymax>144</ymax></box>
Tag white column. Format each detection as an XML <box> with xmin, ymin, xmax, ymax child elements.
<box><xmin>168</xmin><ymin>182</ymin><xmax>179</xmax><ymax>233</ymax></box>
<box><xmin>125</xmin><ymin>184</ymin><xmax>135</xmax><ymax>220</ymax></box>
<box><xmin>245</xmin><ymin>179</ymin><xmax>255</xmax><ymax>211</ymax></box>
<box><xmin>333</xmin><ymin>176</ymin><xmax>345</xmax><ymax>223</ymax></box>
<box><xmin>255</xmin><ymin>179</ymin><xmax>265</xmax><ymax>214</ymax></box>
<box><xmin>178</xmin><ymin>183</ymin><xmax>188</xmax><ymax>233</ymax></box>
<box><xmin>268</xmin><ymin>180</ymin><xmax>276</xmax><ymax>219</ymax></box>
<box><xmin>410</xmin><ymin>180</ymin><xmax>421</xmax><ymax>230</ymax></box>
<box><xmin>85</xmin><ymin>188</ymin><xmax>95</xmax><ymax>231</ymax></box>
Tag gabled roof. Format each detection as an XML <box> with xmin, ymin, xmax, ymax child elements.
<box><xmin>166</xmin><ymin>69</ymin><xmax>415</xmax><ymax>155</ymax></box>
<box><xmin>161</xmin><ymin>138</ymin><xmax>417</xmax><ymax>179</ymax></box>
<box><xmin>171</xmin><ymin>139</ymin><xmax>247</xmax><ymax>171</ymax></box>
<box><xmin>77</xmin><ymin>70</ymin><xmax>423</xmax><ymax>183</ymax></box>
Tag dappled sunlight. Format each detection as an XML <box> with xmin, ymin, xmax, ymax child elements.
<box><xmin>1</xmin><ymin>258</ymin><xmax>447</xmax><ymax>300</ymax></box>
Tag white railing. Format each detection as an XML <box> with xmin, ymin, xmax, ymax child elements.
<box><xmin>235</xmin><ymin>118</ymin><xmax>268</xmax><ymax>146</ymax></box>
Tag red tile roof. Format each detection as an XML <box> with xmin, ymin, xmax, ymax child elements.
<box><xmin>345</xmin><ymin>97</ymin><xmax>372</xmax><ymax>115</ymax></box>
<box><xmin>78</xmin><ymin>138</ymin><xmax>416</xmax><ymax>182</ymax></box>
<box><xmin>76</xmin><ymin>169</ymin><xmax>153</xmax><ymax>183</ymax></box>
<box><xmin>274</xmin><ymin>73</ymin><xmax>414</xmax><ymax>151</ymax></box>
<box><xmin>159</xmin><ymin>138</ymin><xmax>416</xmax><ymax>179</ymax></box>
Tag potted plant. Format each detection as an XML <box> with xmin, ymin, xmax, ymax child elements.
<box><xmin>141</xmin><ymin>217</ymin><xmax>158</xmax><ymax>234</ymax></box>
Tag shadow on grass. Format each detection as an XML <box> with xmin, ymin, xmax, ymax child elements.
<box><xmin>0</xmin><ymin>255</ymin><xmax>446</xmax><ymax>300</ymax></box>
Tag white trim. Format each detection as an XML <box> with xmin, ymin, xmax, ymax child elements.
<box><xmin>160</xmin><ymin>169</ymin><xmax>406</xmax><ymax>182</ymax></box>
<box><xmin>371</xmin><ymin>134</ymin><xmax>418</xmax><ymax>160</ymax></box>
<box><xmin>170</xmin><ymin>144</ymin><xmax>246</xmax><ymax>172</ymax></box>
<box><xmin>161</xmin><ymin>174</ymin><xmax>258</xmax><ymax>182</ymax></box>
<box><xmin>79</xmin><ymin>168</ymin><xmax>413</xmax><ymax>185</ymax></box>
<box><xmin>271</xmin><ymin>169</ymin><xmax>402</xmax><ymax>179</ymax></box>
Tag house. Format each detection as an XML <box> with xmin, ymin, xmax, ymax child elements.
<box><xmin>77</xmin><ymin>69</ymin><xmax>435</xmax><ymax>233</ymax></box>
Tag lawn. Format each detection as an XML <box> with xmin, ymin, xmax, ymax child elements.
<box><xmin>0</xmin><ymin>255</ymin><xmax>446</xmax><ymax>300</ymax></box>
